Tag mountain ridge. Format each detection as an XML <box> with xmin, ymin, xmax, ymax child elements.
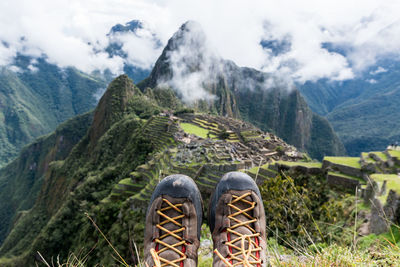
<box><xmin>300</xmin><ymin>60</ymin><xmax>400</xmax><ymax>155</ymax></box>
<box><xmin>0</xmin><ymin>56</ymin><xmax>106</xmax><ymax>167</ymax></box>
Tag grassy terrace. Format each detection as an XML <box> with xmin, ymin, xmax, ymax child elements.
<box><xmin>248</xmin><ymin>166</ymin><xmax>260</xmax><ymax>175</ymax></box>
<box><xmin>241</xmin><ymin>130</ymin><xmax>261</xmax><ymax>140</ymax></box>
<box><xmin>180</xmin><ymin>123</ymin><xmax>216</xmax><ymax>139</ymax></box>
<box><xmin>275</xmin><ymin>161</ymin><xmax>322</xmax><ymax>168</ymax></box>
<box><xmin>324</xmin><ymin>157</ymin><xmax>361</xmax><ymax>168</ymax></box>
<box><xmin>388</xmin><ymin>149</ymin><xmax>400</xmax><ymax>159</ymax></box>
<box><xmin>371</xmin><ymin>174</ymin><xmax>400</xmax><ymax>203</ymax></box>
<box><xmin>370</xmin><ymin>152</ymin><xmax>388</xmax><ymax>161</ymax></box>
<box><xmin>328</xmin><ymin>171</ymin><xmax>365</xmax><ymax>184</ymax></box>
<box><xmin>192</xmin><ymin>118</ymin><xmax>220</xmax><ymax>131</ymax></box>
<box><xmin>361</xmin><ymin>152</ymin><xmax>375</xmax><ymax>163</ymax></box>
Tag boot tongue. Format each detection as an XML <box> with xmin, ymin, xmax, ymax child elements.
<box><xmin>157</xmin><ymin>199</ymin><xmax>185</xmax><ymax>263</ymax></box>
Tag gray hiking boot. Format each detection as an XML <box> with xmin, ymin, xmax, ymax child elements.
<box><xmin>209</xmin><ymin>172</ymin><xmax>267</xmax><ymax>267</ymax></box>
<box><xmin>144</xmin><ymin>174</ymin><xmax>203</xmax><ymax>267</ymax></box>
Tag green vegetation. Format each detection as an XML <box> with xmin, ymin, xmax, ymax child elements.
<box><xmin>324</xmin><ymin>157</ymin><xmax>361</xmax><ymax>168</ymax></box>
<box><xmin>180</xmin><ymin>123</ymin><xmax>215</xmax><ymax>139</ymax></box>
<box><xmin>0</xmin><ymin>112</ymin><xmax>93</xmax><ymax>244</ymax></box>
<box><xmin>362</xmin><ymin>152</ymin><xmax>376</xmax><ymax>163</ymax></box>
<box><xmin>260</xmin><ymin>173</ymin><xmax>330</xmax><ymax>244</ymax></box>
<box><xmin>328</xmin><ymin>171</ymin><xmax>365</xmax><ymax>183</ymax></box>
<box><xmin>173</xmin><ymin>107</ymin><xmax>194</xmax><ymax>115</ymax></box>
<box><xmin>217</xmin><ymin>129</ymin><xmax>230</xmax><ymax>140</ymax></box>
<box><xmin>0</xmin><ymin>59</ymin><xmax>106</xmax><ymax>167</ymax></box>
<box><xmin>370</xmin><ymin>151</ymin><xmax>388</xmax><ymax>161</ymax></box>
<box><xmin>370</xmin><ymin>174</ymin><xmax>400</xmax><ymax>192</ymax></box>
<box><xmin>388</xmin><ymin>149</ymin><xmax>400</xmax><ymax>159</ymax></box>
<box><xmin>371</xmin><ymin>174</ymin><xmax>400</xmax><ymax>203</ymax></box>
<box><xmin>275</xmin><ymin>160</ymin><xmax>322</xmax><ymax>168</ymax></box>
<box><xmin>300</xmin><ymin>68</ymin><xmax>400</xmax><ymax>156</ymax></box>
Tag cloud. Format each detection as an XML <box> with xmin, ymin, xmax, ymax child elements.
<box><xmin>108</xmin><ymin>23</ymin><xmax>162</xmax><ymax>70</ymax></box>
<box><xmin>370</xmin><ymin>66</ymin><xmax>388</xmax><ymax>75</ymax></box>
<box><xmin>0</xmin><ymin>0</ymin><xmax>400</xmax><ymax>84</ymax></box>
<box><xmin>157</xmin><ymin>21</ymin><xmax>218</xmax><ymax>103</ymax></box>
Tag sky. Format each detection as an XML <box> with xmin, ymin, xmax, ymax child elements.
<box><xmin>1</xmin><ymin>0</ymin><xmax>400</xmax><ymax>83</ymax></box>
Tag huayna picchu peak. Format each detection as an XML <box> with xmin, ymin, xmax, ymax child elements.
<box><xmin>139</xmin><ymin>21</ymin><xmax>345</xmax><ymax>160</ymax></box>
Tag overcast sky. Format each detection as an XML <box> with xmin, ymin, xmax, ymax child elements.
<box><xmin>1</xmin><ymin>0</ymin><xmax>400</xmax><ymax>83</ymax></box>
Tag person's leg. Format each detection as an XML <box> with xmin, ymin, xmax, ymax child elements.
<box><xmin>144</xmin><ymin>174</ymin><xmax>203</xmax><ymax>267</ymax></box>
<box><xmin>209</xmin><ymin>172</ymin><xmax>267</xmax><ymax>267</ymax></box>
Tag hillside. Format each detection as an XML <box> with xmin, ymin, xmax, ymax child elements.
<box><xmin>0</xmin><ymin>75</ymin><xmax>320</xmax><ymax>266</ymax></box>
<box><xmin>139</xmin><ymin>21</ymin><xmax>345</xmax><ymax>159</ymax></box>
<box><xmin>0</xmin><ymin>56</ymin><xmax>106</xmax><ymax>167</ymax></box>
<box><xmin>0</xmin><ymin>112</ymin><xmax>93</xmax><ymax>244</ymax></box>
<box><xmin>300</xmin><ymin>60</ymin><xmax>400</xmax><ymax>155</ymax></box>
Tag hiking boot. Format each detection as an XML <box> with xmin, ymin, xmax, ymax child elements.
<box><xmin>144</xmin><ymin>174</ymin><xmax>203</xmax><ymax>267</ymax></box>
<box><xmin>209</xmin><ymin>172</ymin><xmax>267</xmax><ymax>267</ymax></box>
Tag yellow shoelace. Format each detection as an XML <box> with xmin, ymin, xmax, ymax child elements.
<box><xmin>150</xmin><ymin>198</ymin><xmax>187</xmax><ymax>267</ymax></box>
<box><xmin>214</xmin><ymin>192</ymin><xmax>262</xmax><ymax>267</ymax></box>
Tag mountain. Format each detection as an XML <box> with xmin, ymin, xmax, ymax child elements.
<box><xmin>0</xmin><ymin>19</ymin><xmax>159</xmax><ymax>168</ymax></box>
<box><xmin>0</xmin><ymin>74</ymin><xmax>312</xmax><ymax>266</ymax></box>
<box><xmin>139</xmin><ymin>21</ymin><xmax>345</xmax><ymax>159</ymax></box>
<box><xmin>0</xmin><ymin>112</ymin><xmax>93</xmax><ymax>245</ymax></box>
<box><xmin>0</xmin><ymin>55</ymin><xmax>106</xmax><ymax>167</ymax></box>
<box><xmin>300</xmin><ymin>60</ymin><xmax>400</xmax><ymax>155</ymax></box>
<box><xmin>105</xmin><ymin>20</ymin><xmax>160</xmax><ymax>83</ymax></box>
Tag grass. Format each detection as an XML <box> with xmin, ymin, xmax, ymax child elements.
<box><xmin>192</xmin><ymin>118</ymin><xmax>220</xmax><ymax>131</ymax></box>
<box><xmin>277</xmin><ymin>244</ymin><xmax>400</xmax><ymax>266</ymax></box>
<box><xmin>118</xmin><ymin>178</ymin><xmax>135</xmax><ymax>186</ymax></box>
<box><xmin>275</xmin><ymin>161</ymin><xmax>322</xmax><ymax>168</ymax></box>
<box><xmin>324</xmin><ymin>157</ymin><xmax>361</xmax><ymax>169</ymax></box>
<box><xmin>361</xmin><ymin>152</ymin><xmax>375</xmax><ymax>163</ymax></box>
<box><xmin>180</xmin><ymin>123</ymin><xmax>216</xmax><ymax>139</ymax></box>
<box><xmin>248</xmin><ymin>166</ymin><xmax>260</xmax><ymax>175</ymax></box>
<box><xmin>328</xmin><ymin>171</ymin><xmax>365</xmax><ymax>184</ymax></box>
<box><xmin>388</xmin><ymin>149</ymin><xmax>400</xmax><ymax>159</ymax></box>
<box><xmin>371</xmin><ymin>173</ymin><xmax>400</xmax><ymax>203</ymax></box>
<box><xmin>370</xmin><ymin>152</ymin><xmax>388</xmax><ymax>161</ymax></box>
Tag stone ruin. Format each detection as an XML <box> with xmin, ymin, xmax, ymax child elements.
<box><xmin>172</xmin><ymin>114</ymin><xmax>303</xmax><ymax>168</ymax></box>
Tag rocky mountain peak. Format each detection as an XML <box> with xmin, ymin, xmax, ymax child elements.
<box><xmin>140</xmin><ymin>20</ymin><xmax>214</xmax><ymax>89</ymax></box>
<box><xmin>108</xmin><ymin>20</ymin><xmax>144</xmax><ymax>35</ymax></box>
<box><xmin>88</xmin><ymin>74</ymin><xmax>138</xmax><ymax>145</ymax></box>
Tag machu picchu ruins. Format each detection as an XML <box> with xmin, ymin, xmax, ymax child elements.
<box><xmin>109</xmin><ymin>112</ymin><xmax>400</xmax><ymax>237</ymax></box>
<box><xmin>110</xmin><ymin>113</ymin><xmax>303</xmax><ymax>206</ymax></box>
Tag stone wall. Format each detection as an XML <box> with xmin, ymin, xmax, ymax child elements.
<box><xmin>322</xmin><ymin>160</ymin><xmax>363</xmax><ymax>178</ymax></box>
<box><xmin>326</xmin><ymin>173</ymin><xmax>360</xmax><ymax>192</ymax></box>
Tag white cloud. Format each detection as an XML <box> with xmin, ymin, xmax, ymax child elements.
<box><xmin>0</xmin><ymin>0</ymin><xmax>399</xmax><ymax>83</ymax></box>
<box><xmin>370</xmin><ymin>66</ymin><xmax>388</xmax><ymax>75</ymax></box>
<box><xmin>109</xmin><ymin>25</ymin><xmax>162</xmax><ymax>70</ymax></box>
<box><xmin>0</xmin><ymin>43</ymin><xmax>16</xmax><ymax>66</ymax></box>
<box><xmin>157</xmin><ymin>21</ymin><xmax>218</xmax><ymax>103</ymax></box>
